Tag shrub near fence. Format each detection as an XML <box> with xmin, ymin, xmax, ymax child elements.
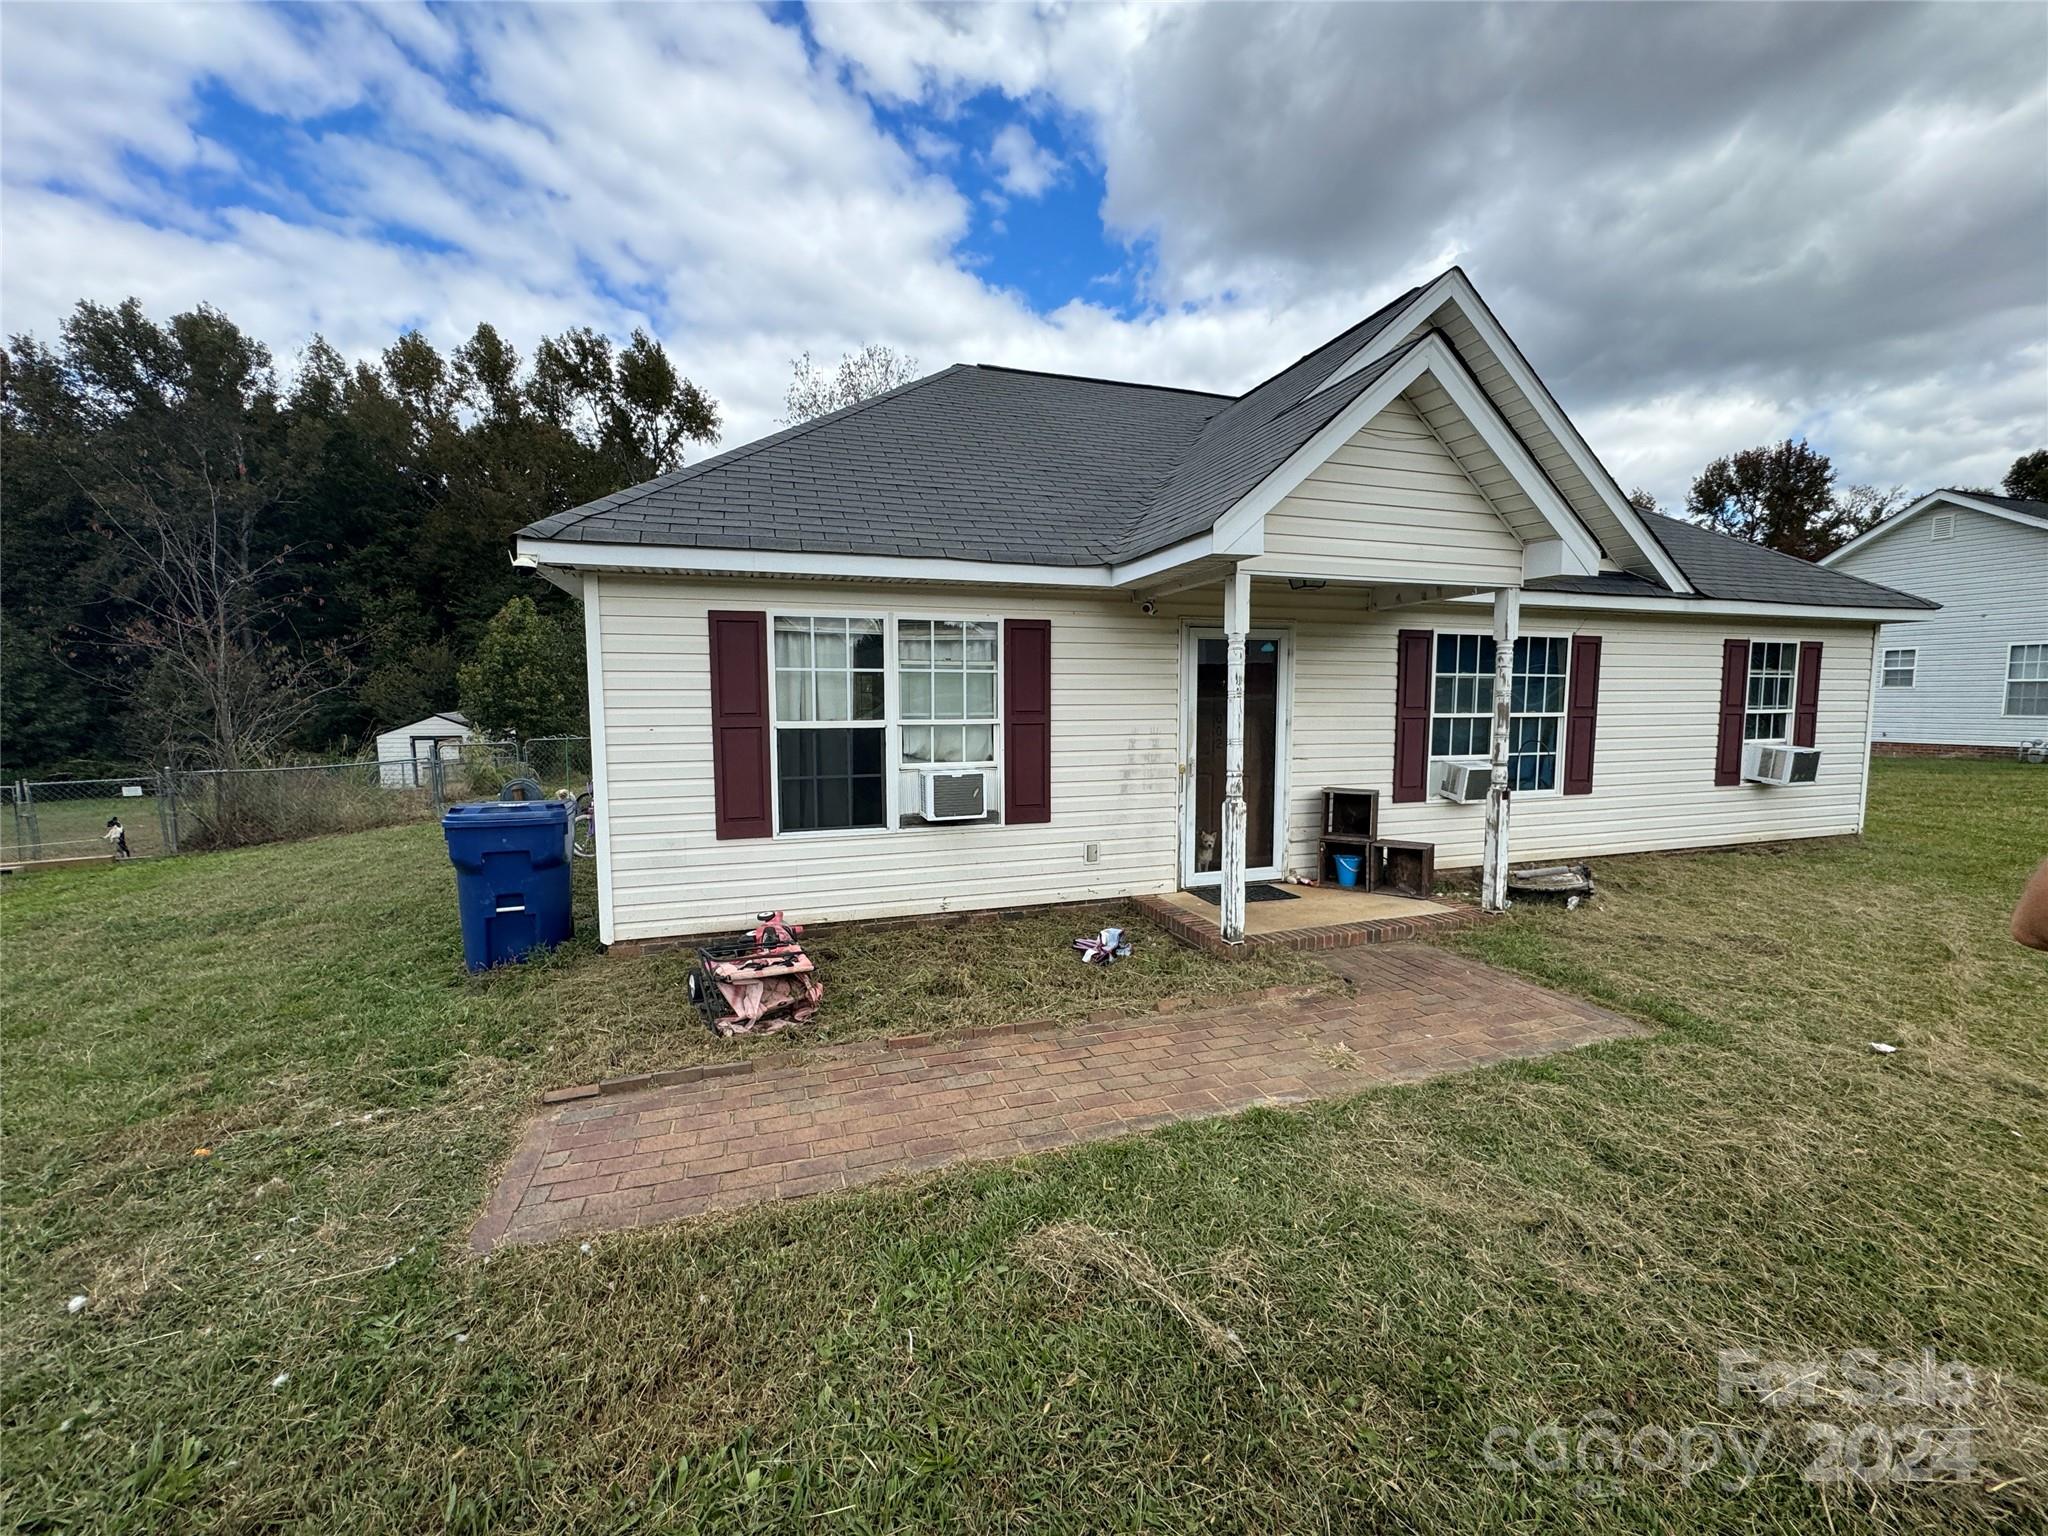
<box><xmin>167</xmin><ymin>761</ymin><xmax>443</xmax><ymax>852</ymax></box>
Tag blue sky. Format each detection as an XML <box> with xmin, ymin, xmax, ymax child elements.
<box><xmin>1</xmin><ymin>2</ymin><xmax>2042</xmax><ymax>502</ymax></box>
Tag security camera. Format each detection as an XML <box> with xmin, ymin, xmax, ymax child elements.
<box><xmin>1139</xmin><ymin>600</ymin><xmax>1158</xmax><ymax>616</ymax></box>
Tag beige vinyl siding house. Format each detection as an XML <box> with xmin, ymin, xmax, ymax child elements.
<box><xmin>1820</xmin><ymin>491</ymin><xmax>2048</xmax><ymax>753</ymax></box>
<box><xmin>523</xmin><ymin>267</ymin><xmax>1935</xmax><ymax>948</ymax></box>
<box><xmin>586</xmin><ymin>572</ymin><xmax>1882</xmax><ymax>943</ymax></box>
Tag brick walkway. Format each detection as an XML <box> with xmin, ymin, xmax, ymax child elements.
<box><xmin>473</xmin><ymin>945</ymin><xmax>1639</xmax><ymax>1249</ymax></box>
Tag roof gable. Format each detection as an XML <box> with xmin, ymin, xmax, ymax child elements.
<box><xmin>1206</xmin><ymin>331</ymin><xmax>1606</xmax><ymax>580</ymax></box>
<box><xmin>1303</xmin><ymin>269</ymin><xmax>1692</xmax><ymax>592</ymax></box>
<box><xmin>1821</xmin><ymin>489</ymin><xmax>2048</xmax><ymax>564</ymax></box>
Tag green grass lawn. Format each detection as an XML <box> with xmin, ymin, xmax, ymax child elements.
<box><xmin>2</xmin><ymin>759</ymin><xmax>2043</xmax><ymax>1532</ymax></box>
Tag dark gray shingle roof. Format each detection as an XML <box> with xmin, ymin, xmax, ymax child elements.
<box><xmin>1647</xmin><ymin>515</ymin><xmax>1936</xmax><ymax>609</ymax></box>
<box><xmin>520</xmin><ymin>293</ymin><xmax>1933</xmax><ymax>611</ymax></box>
<box><xmin>525</xmin><ymin>364</ymin><xmax>1224</xmax><ymax>566</ymax></box>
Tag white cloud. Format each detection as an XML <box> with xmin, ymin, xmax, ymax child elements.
<box><xmin>986</xmin><ymin>122</ymin><xmax>1061</xmax><ymax>199</ymax></box>
<box><xmin>0</xmin><ymin>0</ymin><xmax>2041</xmax><ymax>510</ymax></box>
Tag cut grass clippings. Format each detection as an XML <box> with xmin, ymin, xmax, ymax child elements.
<box><xmin>1</xmin><ymin>758</ymin><xmax>2044</xmax><ymax>1532</ymax></box>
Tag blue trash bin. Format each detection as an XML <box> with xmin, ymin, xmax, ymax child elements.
<box><xmin>442</xmin><ymin>801</ymin><xmax>573</xmax><ymax>972</ymax></box>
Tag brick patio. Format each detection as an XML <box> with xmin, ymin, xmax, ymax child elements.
<box><xmin>472</xmin><ymin>944</ymin><xmax>1640</xmax><ymax>1249</ymax></box>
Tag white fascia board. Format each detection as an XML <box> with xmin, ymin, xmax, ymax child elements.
<box><xmin>1820</xmin><ymin>491</ymin><xmax>2047</xmax><ymax>564</ymax></box>
<box><xmin>1444</xmin><ymin>589</ymin><xmax>1934</xmax><ymax>624</ymax></box>
<box><xmin>1210</xmin><ymin>333</ymin><xmax>1604</xmax><ymax>577</ymax></box>
<box><xmin>516</xmin><ymin>537</ymin><xmax>1118</xmax><ymax>589</ymax></box>
<box><xmin>515</xmin><ymin>530</ymin><xmax>1234</xmax><ymax>594</ymax></box>
<box><xmin>1312</xmin><ymin>270</ymin><xmax>1696</xmax><ymax>595</ymax></box>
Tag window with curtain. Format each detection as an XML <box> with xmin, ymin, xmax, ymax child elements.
<box><xmin>898</xmin><ymin>619</ymin><xmax>999</xmax><ymax>766</ymax></box>
<box><xmin>772</xmin><ymin>615</ymin><xmax>886</xmax><ymax>832</ymax></box>
<box><xmin>2006</xmin><ymin>643</ymin><xmax>2048</xmax><ymax>717</ymax></box>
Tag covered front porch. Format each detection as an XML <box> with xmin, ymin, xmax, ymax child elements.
<box><xmin>1166</xmin><ymin>564</ymin><xmax>1528</xmax><ymax>945</ymax></box>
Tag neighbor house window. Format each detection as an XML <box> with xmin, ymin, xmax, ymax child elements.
<box><xmin>1744</xmin><ymin>641</ymin><xmax>1797</xmax><ymax>742</ymax></box>
<box><xmin>899</xmin><ymin>620</ymin><xmax>999</xmax><ymax>766</ymax></box>
<box><xmin>1881</xmin><ymin>648</ymin><xmax>1917</xmax><ymax>688</ymax></box>
<box><xmin>2006</xmin><ymin>643</ymin><xmax>2048</xmax><ymax>717</ymax></box>
<box><xmin>1430</xmin><ymin>632</ymin><xmax>1570</xmax><ymax>792</ymax></box>
<box><xmin>773</xmin><ymin>615</ymin><xmax>886</xmax><ymax>832</ymax></box>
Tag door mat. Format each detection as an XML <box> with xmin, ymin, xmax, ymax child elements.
<box><xmin>1186</xmin><ymin>882</ymin><xmax>1300</xmax><ymax>906</ymax></box>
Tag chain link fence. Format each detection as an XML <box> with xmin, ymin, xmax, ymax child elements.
<box><xmin>3</xmin><ymin>738</ymin><xmax>590</xmax><ymax>868</ymax></box>
<box><xmin>522</xmin><ymin>735</ymin><xmax>593</xmax><ymax>794</ymax></box>
<box><xmin>5</xmin><ymin>775</ymin><xmax>170</xmax><ymax>863</ymax></box>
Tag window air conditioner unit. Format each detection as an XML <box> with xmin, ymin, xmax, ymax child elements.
<box><xmin>1430</xmin><ymin>758</ymin><xmax>1492</xmax><ymax>804</ymax></box>
<box><xmin>1742</xmin><ymin>743</ymin><xmax>1822</xmax><ymax>786</ymax></box>
<box><xmin>918</xmin><ymin>767</ymin><xmax>989</xmax><ymax>821</ymax></box>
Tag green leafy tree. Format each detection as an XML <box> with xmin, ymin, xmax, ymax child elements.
<box><xmin>1683</xmin><ymin>439</ymin><xmax>1887</xmax><ymax>561</ymax></box>
<box><xmin>2004</xmin><ymin>449</ymin><xmax>2048</xmax><ymax>502</ymax></box>
<box><xmin>456</xmin><ymin>597</ymin><xmax>585</xmax><ymax>742</ymax></box>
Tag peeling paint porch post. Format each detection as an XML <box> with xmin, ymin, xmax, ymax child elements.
<box><xmin>1481</xmin><ymin>586</ymin><xmax>1519</xmax><ymax>912</ymax></box>
<box><xmin>1219</xmin><ymin>567</ymin><xmax>1251</xmax><ymax>945</ymax></box>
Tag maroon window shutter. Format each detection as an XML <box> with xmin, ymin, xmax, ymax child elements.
<box><xmin>1563</xmin><ymin>635</ymin><xmax>1602</xmax><ymax>795</ymax></box>
<box><xmin>708</xmin><ymin>611</ymin><xmax>773</xmax><ymax>839</ymax></box>
<box><xmin>1004</xmin><ymin>618</ymin><xmax>1052</xmax><ymax>823</ymax></box>
<box><xmin>1715</xmin><ymin>638</ymin><xmax>1749</xmax><ymax>786</ymax></box>
<box><xmin>1793</xmin><ymin>641</ymin><xmax>1823</xmax><ymax>747</ymax></box>
<box><xmin>1393</xmin><ymin>628</ymin><xmax>1432</xmax><ymax>803</ymax></box>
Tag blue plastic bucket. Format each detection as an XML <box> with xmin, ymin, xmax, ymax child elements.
<box><xmin>1333</xmin><ymin>853</ymin><xmax>1363</xmax><ymax>888</ymax></box>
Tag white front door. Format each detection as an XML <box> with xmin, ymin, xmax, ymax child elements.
<box><xmin>1180</xmin><ymin>626</ymin><xmax>1292</xmax><ymax>887</ymax></box>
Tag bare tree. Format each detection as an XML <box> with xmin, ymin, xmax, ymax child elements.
<box><xmin>15</xmin><ymin>301</ymin><xmax>345</xmax><ymax>769</ymax></box>
<box><xmin>782</xmin><ymin>344</ymin><xmax>922</xmax><ymax>425</ymax></box>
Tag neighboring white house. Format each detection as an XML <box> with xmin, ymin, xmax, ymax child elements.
<box><xmin>1820</xmin><ymin>490</ymin><xmax>2048</xmax><ymax>755</ymax></box>
<box><xmin>511</xmin><ymin>267</ymin><xmax>1937</xmax><ymax>949</ymax></box>
<box><xmin>374</xmin><ymin>711</ymin><xmax>475</xmax><ymax>788</ymax></box>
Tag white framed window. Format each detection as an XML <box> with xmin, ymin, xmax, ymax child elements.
<box><xmin>899</xmin><ymin>619</ymin><xmax>999</xmax><ymax>766</ymax></box>
<box><xmin>1429</xmin><ymin>632</ymin><xmax>1571</xmax><ymax>793</ymax></box>
<box><xmin>1880</xmin><ymin>647</ymin><xmax>1917</xmax><ymax>689</ymax></box>
<box><xmin>1744</xmin><ymin>640</ymin><xmax>1797</xmax><ymax>743</ymax></box>
<box><xmin>2006</xmin><ymin>643</ymin><xmax>2048</xmax><ymax>717</ymax></box>
<box><xmin>767</xmin><ymin>612</ymin><xmax>1005</xmax><ymax>835</ymax></box>
<box><xmin>771</xmin><ymin>615</ymin><xmax>887</xmax><ymax>834</ymax></box>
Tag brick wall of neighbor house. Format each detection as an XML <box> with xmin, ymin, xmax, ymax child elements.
<box><xmin>1870</xmin><ymin>740</ymin><xmax>2022</xmax><ymax>760</ymax></box>
<box><xmin>1825</xmin><ymin>506</ymin><xmax>2047</xmax><ymax>749</ymax></box>
<box><xmin>588</xmin><ymin>575</ymin><xmax>1877</xmax><ymax>942</ymax></box>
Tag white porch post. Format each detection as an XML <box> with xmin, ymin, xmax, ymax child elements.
<box><xmin>1219</xmin><ymin>568</ymin><xmax>1251</xmax><ymax>944</ymax></box>
<box><xmin>1481</xmin><ymin>587</ymin><xmax>1520</xmax><ymax>912</ymax></box>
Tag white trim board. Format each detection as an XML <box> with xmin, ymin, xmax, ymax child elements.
<box><xmin>1309</xmin><ymin>268</ymin><xmax>1695</xmax><ymax>595</ymax></box>
<box><xmin>1820</xmin><ymin>490</ymin><xmax>2048</xmax><ymax>564</ymax></box>
<box><xmin>582</xmin><ymin>578</ymin><xmax>617</xmax><ymax>947</ymax></box>
<box><xmin>516</xmin><ymin>529</ymin><xmax>1244</xmax><ymax>593</ymax></box>
<box><xmin>1447</xmin><ymin>590</ymin><xmax>1927</xmax><ymax>624</ymax></box>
